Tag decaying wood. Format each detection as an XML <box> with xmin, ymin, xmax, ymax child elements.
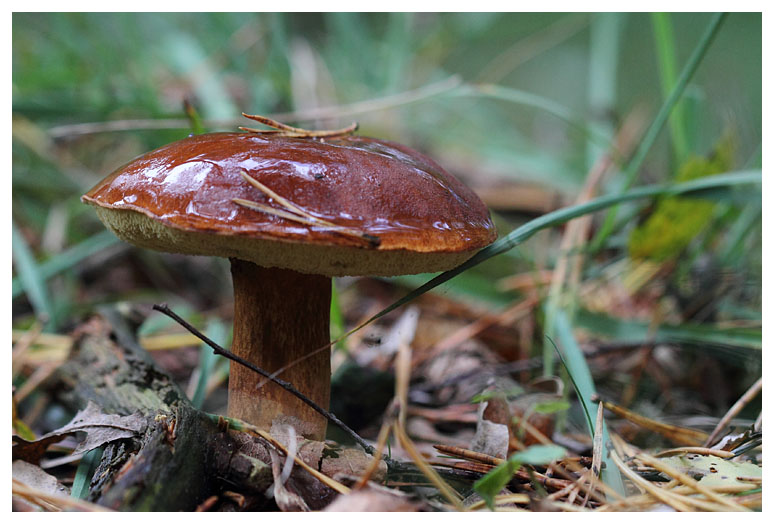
<box><xmin>52</xmin><ymin>308</ymin><xmax>232</xmax><ymax>510</ymax></box>
<box><xmin>48</xmin><ymin>307</ymin><xmax>361</xmax><ymax>511</ymax></box>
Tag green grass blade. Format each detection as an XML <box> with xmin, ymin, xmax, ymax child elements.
<box><xmin>184</xmin><ymin>99</ymin><xmax>206</xmax><ymax>135</ymax></box>
<box><xmin>553</xmin><ymin>311</ymin><xmax>625</xmax><ymax>495</ymax></box>
<box><xmin>719</xmin><ymin>205</ymin><xmax>761</xmax><ymax>266</ymax></box>
<box><xmin>160</xmin><ymin>32</ymin><xmax>237</xmax><ymax>120</ymax></box>
<box><xmin>12</xmin><ymin>222</ymin><xmax>56</xmax><ymax>327</ymax></box>
<box><xmin>70</xmin><ymin>447</ymin><xmax>103</xmax><ymax>500</ymax></box>
<box><xmin>587</xmin><ymin>13</ymin><xmax>623</xmax><ymax>165</ymax></box>
<box><xmin>575</xmin><ymin>309</ymin><xmax>762</xmax><ymax>351</ymax></box>
<box><xmin>190</xmin><ymin>320</ymin><xmax>229</xmax><ymax>410</ymax></box>
<box><xmin>382</xmin><ymin>13</ymin><xmax>411</xmax><ymax>93</ymax></box>
<box><xmin>456</xmin><ymin>83</ymin><xmax>613</xmax><ymax>151</ymax></box>
<box><xmin>652</xmin><ymin>12</ymin><xmax>689</xmax><ymax>161</ymax></box>
<box><xmin>591</xmin><ymin>12</ymin><xmax>727</xmax><ymax>251</ymax></box>
<box><xmin>330</xmin><ymin>280</ymin><xmax>348</xmax><ymax>353</ymax></box>
<box><xmin>544</xmin><ymin>12</ymin><xmax>623</xmax><ymax>376</ymax></box>
<box><xmin>11</xmin><ymin>230</ymin><xmax>120</xmax><ymax>299</ymax></box>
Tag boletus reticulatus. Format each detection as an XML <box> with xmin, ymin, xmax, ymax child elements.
<box><xmin>82</xmin><ymin>115</ymin><xmax>496</xmax><ymax>440</ymax></box>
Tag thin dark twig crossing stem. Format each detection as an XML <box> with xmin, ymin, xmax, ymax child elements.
<box><xmin>151</xmin><ymin>303</ymin><xmax>374</xmax><ymax>454</ymax></box>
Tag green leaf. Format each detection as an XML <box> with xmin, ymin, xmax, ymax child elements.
<box><xmin>12</xmin><ymin>417</ymin><xmax>37</xmax><ymax>442</ymax></box>
<box><xmin>660</xmin><ymin>455</ymin><xmax>762</xmax><ymax>488</ymax></box>
<box><xmin>532</xmin><ymin>400</ymin><xmax>571</xmax><ymax>414</ymax></box>
<box><xmin>471</xmin><ymin>386</ymin><xmax>525</xmax><ymax>404</ymax></box>
<box><xmin>510</xmin><ymin>444</ymin><xmax>567</xmax><ymax>465</ymax></box>
<box><xmin>473</xmin><ymin>444</ymin><xmax>566</xmax><ymax>509</ymax></box>
<box><xmin>473</xmin><ymin>458</ymin><xmax>521</xmax><ymax>509</ymax></box>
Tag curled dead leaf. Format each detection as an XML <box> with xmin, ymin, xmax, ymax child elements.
<box><xmin>12</xmin><ymin>401</ymin><xmax>147</xmax><ymax>464</ymax></box>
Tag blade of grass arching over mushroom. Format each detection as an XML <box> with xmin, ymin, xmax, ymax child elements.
<box><xmin>552</xmin><ymin>311</ymin><xmax>625</xmax><ymax>496</ymax></box>
<box><xmin>320</xmin><ymin>170</ymin><xmax>760</xmax><ymax>345</ymax></box>
<box><xmin>591</xmin><ymin>12</ymin><xmax>727</xmax><ymax>252</ymax></box>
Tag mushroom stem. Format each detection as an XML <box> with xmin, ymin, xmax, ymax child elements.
<box><xmin>228</xmin><ymin>259</ymin><xmax>331</xmax><ymax>440</ymax></box>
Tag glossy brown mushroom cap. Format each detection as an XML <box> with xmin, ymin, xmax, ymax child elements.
<box><xmin>82</xmin><ymin>132</ymin><xmax>496</xmax><ymax>276</ymax></box>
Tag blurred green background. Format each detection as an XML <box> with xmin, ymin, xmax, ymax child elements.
<box><xmin>12</xmin><ymin>13</ymin><xmax>761</xmax><ymax>397</ymax></box>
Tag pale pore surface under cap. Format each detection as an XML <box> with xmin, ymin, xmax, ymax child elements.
<box><xmin>95</xmin><ymin>207</ymin><xmax>478</xmax><ymax>277</ymax></box>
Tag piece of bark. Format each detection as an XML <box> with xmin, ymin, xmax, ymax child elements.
<box><xmin>53</xmin><ymin>309</ymin><xmax>223</xmax><ymax>510</ymax></box>
<box><xmin>56</xmin><ymin>309</ymin><xmax>186</xmax><ymax>416</ymax></box>
<box><xmin>99</xmin><ymin>405</ymin><xmax>220</xmax><ymax>510</ymax></box>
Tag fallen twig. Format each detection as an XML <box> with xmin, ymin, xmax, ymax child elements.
<box><xmin>151</xmin><ymin>303</ymin><xmax>374</xmax><ymax>454</ymax></box>
<box><xmin>703</xmin><ymin>377</ymin><xmax>762</xmax><ymax>447</ymax></box>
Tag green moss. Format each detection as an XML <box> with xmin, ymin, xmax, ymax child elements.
<box><xmin>628</xmin><ymin>137</ymin><xmax>735</xmax><ymax>261</ymax></box>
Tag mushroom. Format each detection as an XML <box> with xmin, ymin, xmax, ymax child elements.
<box><xmin>82</xmin><ymin>122</ymin><xmax>496</xmax><ymax>440</ymax></box>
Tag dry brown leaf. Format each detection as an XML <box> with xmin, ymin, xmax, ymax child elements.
<box><xmin>12</xmin><ymin>460</ymin><xmax>70</xmax><ymax>503</ymax></box>
<box><xmin>321</xmin><ymin>447</ymin><xmax>387</xmax><ymax>483</ymax></box>
<box><xmin>12</xmin><ymin>401</ymin><xmax>147</xmax><ymax>463</ymax></box>
<box><xmin>268</xmin><ymin>448</ymin><xmax>311</xmax><ymax>511</ymax></box>
<box><xmin>472</xmin><ymin>402</ymin><xmax>510</xmax><ymax>459</ymax></box>
<box><xmin>324</xmin><ymin>485</ymin><xmax>424</xmax><ymax>512</ymax></box>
